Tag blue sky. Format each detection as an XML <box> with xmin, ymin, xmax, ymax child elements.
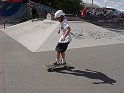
<box><xmin>83</xmin><ymin>0</ymin><xmax>124</xmax><ymax>11</ymax></box>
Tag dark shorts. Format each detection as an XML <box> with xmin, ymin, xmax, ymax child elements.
<box><xmin>55</xmin><ymin>42</ymin><xmax>70</xmax><ymax>52</ymax></box>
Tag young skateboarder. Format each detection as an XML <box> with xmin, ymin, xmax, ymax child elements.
<box><xmin>51</xmin><ymin>10</ymin><xmax>72</xmax><ymax>65</ymax></box>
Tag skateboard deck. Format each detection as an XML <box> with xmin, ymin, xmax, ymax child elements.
<box><xmin>43</xmin><ymin>63</ymin><xmax>74</xmax><ymax>72</ymax></box>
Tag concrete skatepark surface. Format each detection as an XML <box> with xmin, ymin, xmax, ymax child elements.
<box><xmin>1</xmin><ymin>19</ymin><xmax>124</xmax><ymax>52</ymax></box>
<box><xmin>0</xmin><ymin>19</ymin><xmax>124</xmax><ymax>93</ymax></box>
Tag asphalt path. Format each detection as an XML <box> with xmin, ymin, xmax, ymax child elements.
<box><xmin>0</xmin><ymin>20</ymin><xmax>124</xmax><ymax>93</ymax></box>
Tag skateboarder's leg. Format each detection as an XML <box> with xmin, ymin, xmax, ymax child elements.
<box><xmin>59</xmin><ymin>43</ymin><xmax>69</xmax><ymax>65</ymax></box>
<box><xmin>53</xmin><ymin>43</ymin><xmax>68</xmax><ymax>65</ymax></box>
<box><xmin>56</xmin><ymin>51</ymin><xmax>61</xmax><ymax>62</ymax></box>
<box><xmin>60</xmin><ymin>52</ymin><xmax>65</xmax><ymax>61</ymax></box>
<box><xmin>50</xmin><ymin>51</ymin><xmax>60</xmax><ymax>65</ymax></box>
<box><xmin>60</xmin><ymin>52</ymin><xmax>65</xmax><ymax>59</ymax></box>
<box><xmin>60</xmin><ymin>52</ymin><xmax>66</xmax><ymax>65</ymax></box>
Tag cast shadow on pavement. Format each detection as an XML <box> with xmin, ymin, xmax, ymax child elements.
<box><xmin>56</xmin><ymin>68</ymin><xmax>116</xmax><ymax>85</ymax></box>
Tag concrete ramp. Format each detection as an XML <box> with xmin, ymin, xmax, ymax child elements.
<box><xmin>68</xmin><ymin>21</ymin><xmax>124</xmax><ymax>49</ymax></box>
<box><xmin>37</xmin><ymin>21</ymin><xmax>124</xmax><ymax>52</ymax></box>
<box><xmin>1</xmin><ymin>19</ymin><xmax>60</xmax><ymax>52</ymax></box>
<box><xmin>1</xmin><ymin>20</ymin><xmax>124</xmax><ymax>52</ymax></box>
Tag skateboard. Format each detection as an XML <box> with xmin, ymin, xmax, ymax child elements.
<box><xmin>43</xmin><ymin>63</ymin><xmax>74</xmax><ymax>72</ymax></box>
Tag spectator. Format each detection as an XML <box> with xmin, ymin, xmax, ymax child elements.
<box><xmin>28</xmin><ymin>2</ymin><xmax>39</xmax><ymax>21</ymax></box>
<box><xmin>80</xmin><ymin>6</ymin><xmax>87</xmax><ymax>17</ymax></box>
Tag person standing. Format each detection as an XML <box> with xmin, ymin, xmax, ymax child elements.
<box><xmin>29</xmin><ymin>2</ymin><xmax>39</xmax><ymax>21</ymax></box>
<box><xmin>81</xmin><ymin>6</ymin><xmax>87</xmax><ymax>17</ymax></box>
<box><xmin>51</xmin><ymin>10</ymin><xmax>72</xmax><ymax>65</ymax></box>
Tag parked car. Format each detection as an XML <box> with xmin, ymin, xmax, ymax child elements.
<box><xmin>119</xmin><ymin>13</ymin><xmax>124</xmax><ymax>18</ymax></box>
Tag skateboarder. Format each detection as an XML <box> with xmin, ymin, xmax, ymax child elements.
<box><xmin>51</xmin><ymin>10</ymin><xmax>72</xmax><ymax>65</ymax></box>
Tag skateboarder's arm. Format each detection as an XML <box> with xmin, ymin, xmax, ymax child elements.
<box><xmin>63</xmin><ymin>26</ymin><xmax>71</xmax><ymax>38</ymax></box>
<box><xmin>61</xmin><ymin>26</ymin><xmax>71</xmax><ymax>42</ymax></box>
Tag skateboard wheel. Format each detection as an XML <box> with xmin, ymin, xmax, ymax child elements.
<box><xmin>64</xmin><ymin>65</ymin><xmax>67</xmax><ymax>68</ymax></box>
<box><xmin>47</xmin><ymin>68</ymin><xmax>54</xmax><ymax>72</ymax></box>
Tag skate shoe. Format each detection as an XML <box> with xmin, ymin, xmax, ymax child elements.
<box><xmin>59</xmin><ymin>60</ymin><xmax>66</xmax><ymax>65</ymax></box>
<box><xmin>50</xmin><ymin>61</ymin><xmax>60</xmax><ymax>66</ymax></box>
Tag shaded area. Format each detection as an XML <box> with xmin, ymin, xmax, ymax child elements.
<box><xmin>0</xmin><ymin>2</ymin><xmax>56</xmax><ymax>27</ymax></box>
<box><xmin>93</xmin><ymin>18</ymin><xmax>124</xmax><ymax>31</ymax></box>
<box><xmin>84</xmin><ymin>15</ymin><xmax>124</xmax><ymax>32</ymax></box>
<box><xmin>0</xmin><ymin>1</ymin><xmax>21</xmax><ymax>17</ymax></box>
<box><xmin>0</xmin><ymin>2</ymin><xmax>30</xmax><ymax>25</ymax></box>
<box><xmin>56</xmin><ymin>68</ymin><xmax>116</xmax><ymax>85</ymax></box>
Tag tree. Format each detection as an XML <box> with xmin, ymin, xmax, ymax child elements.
<box><xmin>32</xmin><ymin>0</ymin><xmax>83</xmax><ymax>14</ymax></box>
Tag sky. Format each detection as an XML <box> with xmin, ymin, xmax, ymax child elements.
<box><xmin>83</xmin><ymin>0</ymin><xmax>124</xmax><ymax>11</ymax></box>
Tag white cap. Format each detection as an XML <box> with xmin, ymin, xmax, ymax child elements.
<box><xmin>54</xmin><ymin>10</ymin><xmax>65</xmax><ymax>18</ymax></box>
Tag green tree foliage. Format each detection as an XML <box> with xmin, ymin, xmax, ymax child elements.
<box><xmin>32</xmin><ymin>0</ymin><xmax>83</xmax><ymax>14</ymax></box>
